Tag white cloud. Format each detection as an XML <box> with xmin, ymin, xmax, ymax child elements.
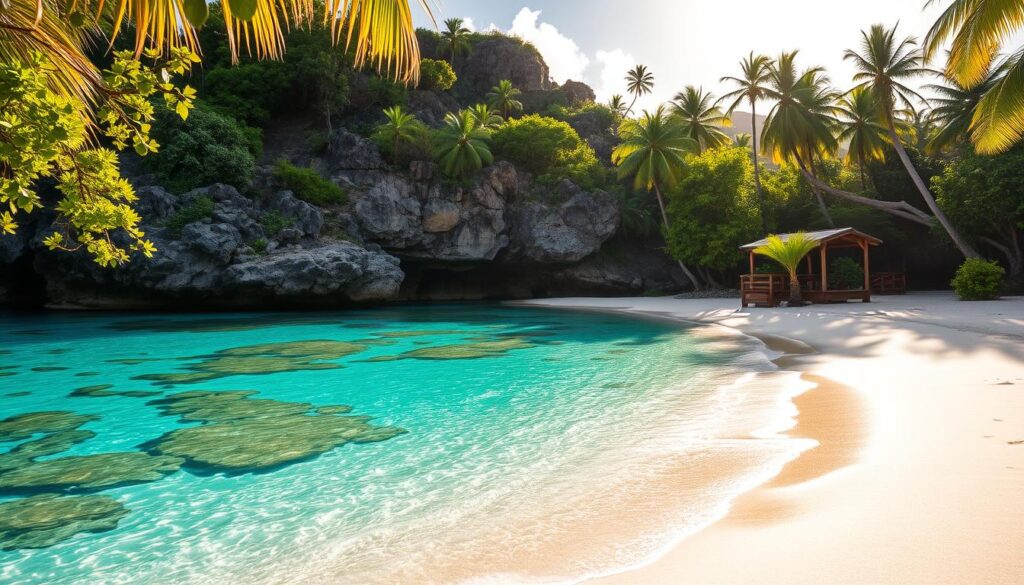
<box><xmin>507</xmin><ymin>7</ymin><xmax>589</xmax><ymax>84</ymax></box>
<box><xmin>460</xmin><ymin>17</ymin><xmax>476</xmax><ymax>32</ymax></box>
<box><xmin>592</xmin><ymin>49</ymin><xmax>634</xmax><ymax>103</ymax></box>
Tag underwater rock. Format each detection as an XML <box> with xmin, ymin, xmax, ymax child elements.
<box><xmin>30</xmin><ymin>366</ymin><xmax>68</xmax><ymax>372</ymax></box>
<box><xmin>0</xmin><ymin>411</ymin><xmax>99</xmax><ymax>442</ymax></box>
<box><xmin>0</xmin><ymin>494</ymin><xmax>129</xmax><ymax>551</ymax></box>
<box><xmin>0</xmin><ymin>430</ymin><xmax>96</xmax><ymax>472</ymax></box>
<box><xmin>74</xmin><ymin>371</ymin><xmax>99</xmax><ymax>377</ymax></box>
<box><xmin>374</xmin><ymin>330</ymin><xmax>473</xmax><ymax>338</ymax></box>
<box><xmin>146</xmin><ymin>391</ymin><xmax>406</xmax><ymax>472</ymax></box>
<box><xmin>389</xmin><ymin>338</ymin><xmax>535</xmax><ymax>360</ymax></box>
<box><xmin>5</xmin><ymin>391</ymin><xmax>31</xmax><ymax>397</ymax></box>
<box><xmin>0</xmin><ymin>452</ymin><xmax>183</xmax><ymax>493</ymax></box>
<box><xmin>70</xmin><ymin>385</ymin><xmax>161</xmax><ymax>398</ymax></box>
<box><xmin>135</xmin><ymin>340</ymin><xmax>367</xmax><ymax>385</ymax></box>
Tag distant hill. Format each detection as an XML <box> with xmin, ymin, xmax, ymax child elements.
<box><xmin>717</xmin><ymin>111</ymin><xmax>767</xmax><ymax>139</ymax></box>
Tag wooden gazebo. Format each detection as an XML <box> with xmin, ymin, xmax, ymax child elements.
<box><xmin>739</xmin><ymin>228</ymin><xmax>896</xmax><ymax>308</ymax></box>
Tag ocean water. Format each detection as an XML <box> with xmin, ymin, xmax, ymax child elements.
<box><xmin>0</xmin><ymin>305</ymin><xmax>811</xmax><ymax>585</ymax></box>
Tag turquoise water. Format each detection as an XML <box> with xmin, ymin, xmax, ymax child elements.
<box><xmin>0</xmin><ymin>305</ymin><xmax>806</xmax><ymax>584</ymax></box>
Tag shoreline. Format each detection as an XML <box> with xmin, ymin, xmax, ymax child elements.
<box><xmin>519</xmin><ymin>293</ymin><xmax>1024</xmax><ymax>585</ymax></box>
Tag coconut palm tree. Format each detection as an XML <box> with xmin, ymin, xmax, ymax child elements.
<box><xmin>0</xmin><ymin>0</ymin><xmax>431</xmax><ymax>110</ymax></box>
<box><xmin>624</xmin><ymin>65</ymin><xmax>654</xmax><ymax>116</ymax></box>
<box><xmin>923</xmin><ymin>0</ymin><xmax>1024</xmax><ymax>154</ymax></box>
<box><xmin>486</xmin><ymin>80</ymin><xmax>523</xmax><ymax>119</ymax></box>
<box><xmin>373</xmin><ymin>106</ymin><xmax>423</xmax><ymax>165</ymax></box>
<box><xmin>898</xmin><ymin>106</ymin><xmax>938</xmax><ymax>152</ymax></box>
<box><xmin>835</xmin><ymin>87</ymin><xmax>889</xmax><ymax>190</ymax></box>
<box><xmin>925</xmin><ymin>56</ymin><xmax>1008</xmax><ymax>153</ymax></box>
<box><xmin>437</xmin><ymin>17</ymin><xmax>473</xmax><ymax>66</ymax></box>
<box><xmin>611</xmin><ymin>106</ymin><xmax>702</xmax><ymax>288</ymax></box>
<box><xmin>669</xmin><ymin>85</ymin><xmax>732</xmax><ymax>153</ymax></box>
<box><xmin>753</xmin><ymin>233</ymin><xmax>819</xmax><ymax>306</ymax></box>
<box><xmin>434</xmin><ymin>110</ymin><xmax>493</xmax><ymax>178</ymax></box>
<box><xmin>845</xmin><ymin>23</ymin><xmax>979</xmax><ymax>258</ymax></box>
<box><xmin>467</xmin><ymin>103</ymin><xmax>503</xmax><ymax>130</ymax></box>
<box><xmin>720</xmin><ymin>52</ymin><xmax>773</xmax><ymax>229</ymax></box>
<box><xmin>608</xmin><ymin>94</ymin><xmax>628</xmax><ymax>118</ymax></box>
<box><xmin>733</xmin><ymin>133</ymin><xmax>752</xmax><ymax>148</ymax></box>
<box><xmin>760</xmin><ymin>51</ymin><xmax>838</xmax><ymax>225</ymax></box>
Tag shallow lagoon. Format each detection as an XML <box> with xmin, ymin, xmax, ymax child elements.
<box><xmin>0</xmin><ymin>305</ymin><xmax>801</xmax><ymax>584</ymax></box>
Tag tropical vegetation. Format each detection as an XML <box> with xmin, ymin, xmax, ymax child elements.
<box><xmin>753</xmin><ymin>233</ymin><xmax>820</xmax><ymax>305</ymax></box>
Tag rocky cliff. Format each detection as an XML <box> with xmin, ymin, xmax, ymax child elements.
<box><xmin>0</xmin><ymin>130</ymin><xmax>683</xmax><ymax>309</ymax></box>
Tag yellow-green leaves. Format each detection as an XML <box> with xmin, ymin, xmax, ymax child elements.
<box><xmin>1</xmin><ymin>50</ymin><xmax>197</xmax><ymax>267</ymax></box>
<box><xmin>182</xmin><ymin>0</ymin><xmax>211</xmax><ymax>27</ymax></box>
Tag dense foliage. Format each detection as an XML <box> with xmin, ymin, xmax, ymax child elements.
<box><xmin>165</xmin><ymin>196</ymin><xmax>215</xmax><ymax>237</ymax></box>
<box><xmin>664</xmin><ymin>147</ymin><xmax>760</xmax><ymax>270</ymax></box>
<box><xmin>492</xmin><ymin>115</ymin><xmax>601</xmax><ymax>187</ymax></box>
<box><xmin>146</xmin><ymin>106</ymin><xmax>260</xmax><ymax>192</ymax></box>
<box><xmin>932</xmin><ymin>147</ymin><xmax>1024</xmax><ymax>278</ymax></box>
<box><xmin>433</xmin><ymin>111</ymin><xmax>494</xmax><ymax>178</ymax></box>
<box><xmin>829</xmin><ymin>257</ymin><xmax>865</xmax><ymax>290</ymax></box>
<box><xmin>0</xmin><ymin>49</ymin><xmax>195</xmax><ymax>266</ymax></box>
<box><xmin>419</xmin><ymin>59</ymin><xmax>457</xmax><ymax>91</ymax></box>
<box><xmin>273</xmin><ymin>161</ymin><xmax>347</xmax><ymax>206</ymax></box>
<box><xmin>951</xmin><ymin>259</ymin><xmax>1005</xmax><ymax>300</ymax></box>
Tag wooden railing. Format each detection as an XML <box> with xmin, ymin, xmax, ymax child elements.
<box><xmin>871</xmin><ymin>272</ymin><xmax>907</xmax><ymax>294</ymax></box>
<box><xmin>740</xmin><ymin>273</ymin><xmax>787</xmax><ymax>307</ymax></box>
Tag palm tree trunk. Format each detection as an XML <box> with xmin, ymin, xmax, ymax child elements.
<box><xmin>884</xmin><ymin>120</ymin><xmax>979</xmax><ymax>259</ymax></box>
<box><xmin>750</xmin><ymin>100</ymin><xmax>767</xmax><ymax>232</ymax></box>
<box><xmin>626</xmin><ymin>93</ymin><xmax>639</xmax><ymax>117</ymax></box>
<box><xmin>858</xmin><ymin>145</ymin><xmax>868</xmax><ymax>191</ymax></box>
<box><xmin>802</xmin><ymin>153</ymin><xmax>834</xmax><ymax>227</ymax></box>
<box><xmin>788</xmin><ymin>272</ymin><xmax>802</xmax><ymax>306</ymax></box>
<box><xmin>653</xmin><ymin>183</ymin><xmax>702</xmax><ymax>290</ymax></box>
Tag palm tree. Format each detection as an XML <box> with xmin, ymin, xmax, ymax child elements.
<box><xmin>669</xmin><ymin>85</ymin><xmax>732</xmax><ymax>153</ymax></box>
<box><xmin>835</xmin><ymin>87</ymin><xmax>889</xmax><ymax>190</ymax></box>
<box><xmin>624</xmin><ymin>65</ymin><xmax>654</xmax><ymax>116</ymax></box>
<box><xmin>467</xmin><ymin>103</ymin><xmax>503</xmax><ymax>130</ymax></box>
<box><xmin>611</xmin><ymin>106</ymin><xmax>702</xmax><ymax>288</ymax></box>
<box><xmin>434</xmin><ymin>110</ymin><xmax>493</xmax><ymax>178</ymax></box>
<box><xmin>760</xmin><ymin>51</ymin><xmax>838</xmax><ymax>225</ymax></box>
<box><xmin>437</xmin><ymin>17</ymin><xmax>473</xmax><ymax>66</ymax></box>
<box><xmin>845</xmin><ymin>23</ymin><xmax>978</xmax><ymax>258</ymax></box>
<box><xmin>925</xmin><ymin>57</ymin><xmax>1008</xmax><ymax>153</ymax></box>
<box><xmin>753</xmin><ymin>233</ymin><xmax>819</xmax><ymax>306</ymax></box>
<box><xmin>0</xmin><ymin>0</ymin><xmax>430</xmax><ymax>110</ymax></box>
<box><xmin>720</xmin><ymin>52</ymin><xmax>773</xmax><ymax>229</ymax></box>
<box><xmin>373</xmin><ymin>106</ymin><xmax>423</xmax><ymax>165</ymax></box>
<box><xmin>486</xmin><ymin>80</ymin><xmax>523</xmax><ymax>119</ymax></box>
<box><xmin>923</xmin><ymin>0</ymin><xmax>1024</xmax><ymax>154</ymax></box>
<box><xmin>898</xmin><ymin>107</ymin><xmax>938</xmax><ymax>152</ymax></box>
<box><xmin>733</xmin><ymin>133</ymin><xmax>752</xmax><ymax>148</ymax></box>
<box><xmin>608</xmin><ymin>94</ymin><xmax>628</xmax><ymax>118</ymax></box>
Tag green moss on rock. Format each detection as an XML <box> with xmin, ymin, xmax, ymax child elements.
<box><xmin>0</xmin><ymin>452</ymin><xmax>183</xmax><ymax>493</ymax></box>
<box><xmin>0</xmin><ymin>412</ymin><xmax>99</xmax><ymax>442</ymax></box>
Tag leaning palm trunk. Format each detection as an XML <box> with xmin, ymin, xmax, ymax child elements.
<box><xmin>884</xmin><ymin>121</ymin><xmax>979</xmax><ymax>259</ymax></box>
<box><xmin>653</xmin><ymin>184</ymin><xmax>702</xmax><ymax>289</ymax></box>
<box><xmin>749</xmin><ymin>102</ymin><xmax>767</xmax><ymax>231</ymax></box>
<box><xmin>799</xmin><ymin>154</ymin><xmax>834</xmax><ymax>227</ymax></box>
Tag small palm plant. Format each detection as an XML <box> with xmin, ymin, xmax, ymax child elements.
<box><xmin>373</xmin><ymin>106</ymin><xmax>423</xmax><ymax>165</ymax></box>
<box><xmin>752</xmin><ymin>233</ymin><xmax>819</xmax><ymax>306</ymax></box>
<box><xmin>434</xmin><ymin>110</ymin><xmax>493</xmax><ymax>178</ymax></box>
<box><xmin>486</xmin><ymin>80</ymin><xmax>523</xmax><ymax>119</ymax></box>
<box><xmin>608</xmin><ymin>94</ymin><xmax>628</xmax><ymax>118</ymax></box>
<box><xmin>468</xmin><ymin>103</ymin><xmax>504</xmax><ymax>130</ymax></box>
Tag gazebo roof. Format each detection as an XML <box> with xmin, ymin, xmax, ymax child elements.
<box><xmin>739</xmin><ymin>227</ymin><xmax>883</xmax><ymax>250</ymax></box>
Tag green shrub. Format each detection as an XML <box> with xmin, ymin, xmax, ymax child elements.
<box><xmin>273</xmin><ymin>160</ymin><xmax>347</xmax><ymax>206</ymax></box>
<box><xmin>367</xmin><ymin>76</ymin><xmax>407</xmax><ymax>107</ymax></box>
<box><xmin>419</xmin><ymin>58</ymin><xmax>456</xmax><ymax>91</ymax></box>
<box><xmin>491</xmin><ymin>114</ymin><xmax>602</xmax><ymax>188</ymax></box>
<box><xmin>951</xmin><ymin>258</ymin><xmax>1004</xmax><ymax>300</ymax></box>
<box><xmin>146</xmin><ymin>106</ymin><xmax>259</xmax><ymax>192</ymax></box>
<box><xmin>546</xmin><ymin>101</ymin><xmax>617</xmax><ymax>133</ymax></box>
<box><xmin>250</xmin><ymin>238</ymin><xmax>268</xmax><ymax>255</ymax></box>
<box><xmin>828</xmin><ymin>257</ymin><xmax>864</xmax><ymax>290</ymax></box>
<box><xmin>260</xmin><ymin>211</ymin><xmax>291</xmax><ymax>237</ymax></box>
<box><xmin>165</xmin><ymin>196</ymin><xmax>215</xmax><ymax>237</ymax></box>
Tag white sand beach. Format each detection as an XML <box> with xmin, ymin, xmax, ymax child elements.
<box><xmin>522</xmin><ymin>292</ymin><xmax>1024</xmax><ymax>585</ymax></box>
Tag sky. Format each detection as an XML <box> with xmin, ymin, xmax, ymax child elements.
<box><xmin>412</xmin><ymin>0</ymin><xmax>1022</xmax><ymax>113</ymax></box>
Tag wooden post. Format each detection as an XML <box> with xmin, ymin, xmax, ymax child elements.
<box><xmin>805</xmin><ymin>254</ymin><xmax>812</xmax><ymax>276</ymax></box>
<box><xmin>861</xmin><ymin>240</ymin><xmax>871</xmax><ymax>302</ymax></box>
<box><xmin>820</xmin><ymin>243</ymin><xmax>828</xmax><ymax>292</ymax></box>
<box><xmin>749</xmin><ymin>250</ymin><xmax>755</xmax><ymax>275</ymax></box>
